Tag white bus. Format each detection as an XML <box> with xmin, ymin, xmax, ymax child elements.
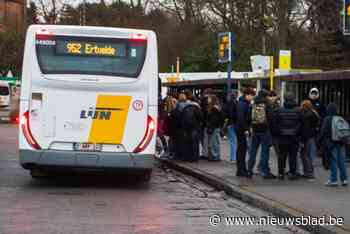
<box><xmin>19</xmin><ymin>25</ymin><xmax>158</xmax><ymax>181</ymax></box>
<box><xmin>0</xmin><ymin>81</ymin><xmax>10</xmax><ymax>108</ymax></box>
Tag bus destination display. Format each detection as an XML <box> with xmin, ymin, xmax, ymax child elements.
<box><xmin>56</xmin><ymin>40</ymin><xmax>126</xmax><ymax>57</ymax></box>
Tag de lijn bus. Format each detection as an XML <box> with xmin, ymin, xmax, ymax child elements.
<box><xmin>19</xmin><ymin>25</ymin><xmax>158</xmax><ymax>181</ymax></box>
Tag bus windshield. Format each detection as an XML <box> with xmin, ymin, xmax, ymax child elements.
<box><xmin>36</xmin><ymin>36</ymin><xmax>147</xmax><ymax>78</ymax></box>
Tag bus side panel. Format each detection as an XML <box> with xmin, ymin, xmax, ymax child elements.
<box><xmin>147</xmin><ymin>31</ymin><xmax>159</xmax><ymax>107</ymax></box>
<box><xmin>19</xmin><ymin>26</ymin><xmax>36</xmax><ymax>150</ymax></box>
<box><xmin>20</xmin><ymin>26</ymin><xmax>37</xmax><ymax>104</ymax></box>
<box><xmin>145</xmin><ymin>32</ymin><xmax>158</xmax><ymax>155</ymax></box>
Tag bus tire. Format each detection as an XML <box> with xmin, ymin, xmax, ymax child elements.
<box><xmin>139</xmin><ymin>170</ymin><xmax>152</xmax><ymax>182</ymax></box>
<box><xmin>30</xmin><ymin>169</ymin><xmax>50</xmax><ymax>179</ymax></box>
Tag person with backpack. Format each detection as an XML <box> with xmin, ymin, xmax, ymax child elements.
<box><xmin>235</xmin><ymin>88</ymin><xmax>255</xmax><ymax>177</ymax></box>
<box><xmin>223</xmin><ymin>90</ymin><xmax>239</xmax><ymax>162</ymax></box>
<box><xmin>170</xmin><ymin>93</ymin><xmax>188</xmax><ymax>160</ymax></box>
<box><xmin>320</xmin><ymin>103</ymin><xmax>349</xmax><ymax>186</ymax></box>
<box><xmin>206</xmin><ymin>95</ymin><xmax>224</xmax><ymax>161</ymax></box>
<box><xmin>178</xmin><ymin>91</ymin><xmax>204</xmax><ymax>162</ymax></box>
<box><xmin>247</xmin><ymin>89</ymin><xmax>275</xmax><ymax>179</ymax></box>
<box><xmin>300</xmin><ymin>100</ymin><xmax>320</xmax><ymax>179</ymax></box>
<box><xmin>272</xmin><ymin>93</ymin><xmax>302</xmax><ymax>180</ymax></box>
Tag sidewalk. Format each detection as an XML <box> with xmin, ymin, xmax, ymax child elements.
<box><xmin>158</xmin><ymin>139</ymin><xmax>350</xmax><ymax>234</ymax></box>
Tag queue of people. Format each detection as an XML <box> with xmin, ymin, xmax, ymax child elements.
<box><xmin>158</xmin><ymin>87</ymin><xmax>350</xmax><ymax>187</ymax></box>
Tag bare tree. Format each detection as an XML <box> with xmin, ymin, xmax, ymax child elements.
<box><xmin>35</xmin><ymin>0</ymin><xmax>72</xmax><ymax>23</ymax></box>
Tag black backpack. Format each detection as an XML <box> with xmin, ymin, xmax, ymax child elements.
<box><xmin>169</xmin><ymin>106</ymin><xmax>182</xmax><ymax>133</ymax></box>
<box><xmin>277</xmin><ymin>109</ymin><xmax>302</xmax><ymax>136</ymax></box>
<box><xmin>181</xmin><ymin>104</ymin><xmax>197</xmax><ymax>130</ymax></box>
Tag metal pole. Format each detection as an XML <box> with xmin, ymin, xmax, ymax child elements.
<box><xmin>227</xmin><ymin>32</ymin><xmax>233</xmax><ymax>101</ymax></box>
<box><xmin>270</xmin><ymin>56</ymin><xmax>274</xmax><ymax>91</ymax></box>
<box><xmin>227</xmin><ymin>61</ymin><xmax>232</xmax><ymax>101</ymax></box>
<box><xmin>176</xmin><ymin>57</ymin><xmax>180</xmax><ymax>81</ymax></box>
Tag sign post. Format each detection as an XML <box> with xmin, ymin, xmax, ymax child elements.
<box><xmin>218</xmin><ymin>32</ymin><xmax>234</xmax><ymax>100</ymax></box>
<box><xmin>344</xmin><ymin>0</ymin><xmax>350</xmax><ymax>35</ymax></box>
<box><xmin>269</xmin><ymin>56</ymin><xmax>274</xmax><ymax>91</ymax></box>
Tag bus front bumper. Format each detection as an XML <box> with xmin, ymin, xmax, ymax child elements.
<box><xmin>19</xmin><ymin>149</ymin><xmax>154</xmax><ymax>171</ymax></box>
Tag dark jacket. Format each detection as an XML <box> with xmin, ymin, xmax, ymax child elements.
<box><xmin>207</xmin><ymin>106</ymin><xmax>224</xmax><ymax>131</ymax></box>
<box><xmin>272</xmin><ymin>99</ymin><xmax>302</xmax><ymax>138</ymax></box>
<box><xmin>235</xmin><ymin>96</ymin><xmax>251</xmax><ymax>134</ymax></box>
<box><xmin>200</xmin><ymin>95</ymin><xmax>210</xmax><ymax>123</ymax></box>
<box><xmin>301</xmin><ymin>109</ymin><xmax>319</xmax><ymax>142</ymax></box>
<box><xmin>169</xmin><ymin>102</ymin><xmax>188</xmax><ymax>136</ymax></box>
<box><xmin>190</xmin><ymin>101</ymin><xmax>205</xmax><ymax>131</ymax></box>
<box><xmin>308</xmin><ymin>97</ymin><xmax>326</xmax><ymax>120</ymax></box>
<box><xmin>223</xmin><ymin>99</ymin><xmax>238</xmax><ymax>125</ymax></box>
<box><xmin>266</xmin><ymin>99</ymin><xmax>280</xmax><ymax>130</ymax></box>
<box><xmin>181</xmin><ymin>101</ymin><xmax>204</xmax><ymax>132</ymax></box>
<box><xmin>320</xmin><ymin>103</ymin><xmax>341</xmax><ymax>148</ymax></box>
<box><xmin>251</xmin><ymin>95</ymin><xmax>269</xmax><ymax>133</ymax></box>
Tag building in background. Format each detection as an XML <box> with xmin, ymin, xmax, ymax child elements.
<box><xmin>0</xmin><ymin>0</ymin><xmax>26</xmax><ymax>32</ymax></box>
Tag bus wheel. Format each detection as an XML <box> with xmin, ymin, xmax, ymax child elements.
<box><xmin>139</xmin><ymin>170</ymin><xmax>152</xmax><ymax>182</ymax></box>
<box><xmin>30</xmin><ymin>169</ymin><xmax>50</xmax><ymax>179</ymax></box>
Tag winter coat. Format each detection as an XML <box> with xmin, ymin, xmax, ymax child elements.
<box><xmin>301</xmin><ymin>109</ymin><xmax>320</xmax><ymax>142</ymax></box>
<box><xmin>272</xmin><ymin>99</ymin><xmax>302</xmax><ymax>138</ymax></box>
<box><xmin>207</xmin><ymin>106</ymin><xmax>224</xmax><ymax>132</ymax></box>
<box><xmin>308</xmin><ymin>97</ymin><xmax>326</xmax><ymax>120</ymax></box>
<box><xmin>235</xmin><ymin>96</ymin><xmax>251</xmax><ymax>134</ymax></box>
<box><xmin>266</xmin><ymin>99</ymin><xmax>280</xmax><ymax>131</ymax></box>
<box><xmin>223</xmin><ymin>98</ymin><xmax>238</xmax><ymax>125</ymax></box>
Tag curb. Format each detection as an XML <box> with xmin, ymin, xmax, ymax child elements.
<box><xmin>158</xmin><ymin>158</ymin><xmax>349</xmax><ymax>234</ymax></box>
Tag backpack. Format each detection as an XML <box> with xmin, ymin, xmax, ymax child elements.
<box><xmin>251</xmin><ymin>103</ymin><xmax>267</xmax><ymax>125</ymax></box>
<box><xmin>181</xmin><ymin>104</ymin><xmax>197</xmax><ymax>130</ymax></box>
<box><xmin>331</xmin><ymin>116</ymin><xmax>350</xmax><ymax>143</ymax></box>
<box><xmin>274</xmin><ymin>108</ymin><xmax>301</xmax><ymax>137</ymax></box>
<box><xmin>170</xmin><ymin>106</ymin><xmax>182</xmax><ymax>133</ymax></box>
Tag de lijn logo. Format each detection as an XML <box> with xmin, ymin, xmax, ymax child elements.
<box><xmin>80</xmin><ymin>107</ymin><xmax>123</xmax><ymax>120</ymax></box>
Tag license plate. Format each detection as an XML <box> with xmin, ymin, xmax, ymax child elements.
<box><xmin>74</xmin><ymin>143</ymin><xmax>102</xmax><ymax>152</ymax></box>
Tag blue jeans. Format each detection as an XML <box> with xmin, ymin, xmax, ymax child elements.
<box><xmin>209</xmin><ymin>128</ymin><xmax>221</xmax><ymax>160</ymax></box>
<box><xmin>307</xmin><ymin>138</ymin><xmax>317</xmax><ymax>162</ymax></box>
<box><xmin>248</xmin><ymin>132</ymin><xmax>271</xmax><ymax>176</ymax></box>
<box><xmin>329</xmin><ymin>145</ymin><xmax>348</xmax><ymax>183</ymax></box>
<box><xmin>300</xmin><ymin>138</ymin><xmax>317</xmax><ymax>176</ymax></box>
<box><xmin>227</xmin><ymin>125</ymin><xmax>237</xmax><ymax>161</ymax></box>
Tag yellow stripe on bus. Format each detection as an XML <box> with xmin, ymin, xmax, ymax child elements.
<box><xmin>88</xmin><ymin>95</ymin><xmax>131</xmax><ymax>144</ymax></box>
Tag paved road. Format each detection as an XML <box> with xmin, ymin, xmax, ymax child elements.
<box><xmin>0</xmin><ymin>124</ymin><xmax>309</xmax><ymax>234</ymax></box>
